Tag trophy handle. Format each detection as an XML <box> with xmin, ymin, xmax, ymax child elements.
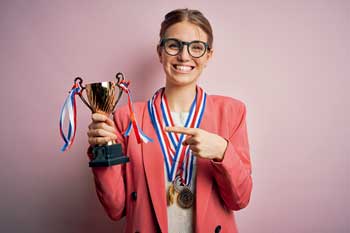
<box><xmin>113</xmin><ymin>72</ymin><xmax>125</xmax><ymax>110</ymax></box>
<box><xmin>74</xmin><ymin>77</ymin><xmax>94</xmax><ymax>112</ymax></box>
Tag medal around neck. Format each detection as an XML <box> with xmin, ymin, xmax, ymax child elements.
<box><xmin>177</xmin><ymin>187</ymin><xmax>194</xmax><ymax>209</ymax></box>
<box><xmin>59</xmin><ymin>72</ymin><xmax>152</xmax><ymax>167</ymax></box>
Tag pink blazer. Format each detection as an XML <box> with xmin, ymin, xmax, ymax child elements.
<box><xmin>89</xmin><ymin>94</ymin><xmax>252</xmax><ymax>233</ymax></box>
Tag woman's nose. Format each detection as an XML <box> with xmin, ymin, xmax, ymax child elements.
<box><xmin>177</xmin><ymin>45</ymin><xmax>191</xmax><ymax>61</ymax></box>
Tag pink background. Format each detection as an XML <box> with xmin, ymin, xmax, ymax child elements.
<box><xmin>0</xmin><ymin>0</ymin><xmax>349</xmax><ymax>232</ymax></box>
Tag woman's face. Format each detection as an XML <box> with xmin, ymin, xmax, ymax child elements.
<box><xmin>158</xmin><ymin>21</ymin><xmax>213</xmax><ymax>87</ymax></box>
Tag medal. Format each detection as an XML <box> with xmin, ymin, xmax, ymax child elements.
<box><xmin>177</xmin><ymin>187</ymin><xmax>194</xmax><ymax>209</ymax></box>
<box><xmin>174</xmin><ymin>175</ymin><xmax>194</xmax><ymax>208</ymax></box>
<box><xmin>167</xmin><ymin>183</ymin><xmax>175</xmax><ymax>206</ymax></box>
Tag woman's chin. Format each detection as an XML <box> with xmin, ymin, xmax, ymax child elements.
<box><xmin>167</xmin><ymin>75</ymin><xmax>198</xmax><ymax>87</ymax></box>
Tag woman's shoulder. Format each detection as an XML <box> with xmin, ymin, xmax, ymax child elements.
<box><xmin>206</xmin><ymin>95</ymin><xmax>247</xmax><ymax>129</ymax></box>
<box><xmin>119</xmin><ymin>101</ymin><xmax>148</xmax><ymax>109</ymax></box>
<box><xmin>114</xmin><ymin>101</ymin><xmax>148</xmax><ymax>125</ymax></box>
<box><xmin>115</xmin><ymin>101</ymin><xmax>148</xmax><ymax>115</ymax></box>
<box><xmin>207</xmin><ymin>94</ymin><xmax>246</xmax><ymax>110</ymax></box>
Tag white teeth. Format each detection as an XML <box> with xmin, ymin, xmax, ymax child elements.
<box><xmin>175</xmin><ymin>65</ymin><xmax>192</xmax><ymax>71</ymax></box>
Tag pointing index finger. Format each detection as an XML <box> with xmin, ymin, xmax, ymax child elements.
<box><xmin>165</xmin><ymin>126</ymin><xmax>197</xmax><ymax>136</ymax></box>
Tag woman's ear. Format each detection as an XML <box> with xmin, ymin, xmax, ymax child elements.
<box><xmin>204</xmin><ymin>48</ymin><xmax>214</xmax><ymax>67</ymax></box>
<box><xmin>207</xmin><ymin>48</ymin><xmax>214</xmax><ymax>61</ymax></box>
<box><xmin>157</xmin><ymin>45</ymin><xmax>163</xmax><ymax>63</ymax></box>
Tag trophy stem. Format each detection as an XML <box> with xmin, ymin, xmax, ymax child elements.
<box><xmin>106</xmin><ymin>140</ymin><xmax>115</xmax><ymax>146</ymax></box>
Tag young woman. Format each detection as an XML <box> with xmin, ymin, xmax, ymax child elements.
<box><xmin>87</xmin><ymin>8</ymin><xmax>252</xmax><ymax>233</ymax></box>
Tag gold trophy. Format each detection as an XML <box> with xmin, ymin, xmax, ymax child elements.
<box><xmin>75</xmin><ymin>72</ymin><xmax>129</xmax><ymax>167</ymax></box>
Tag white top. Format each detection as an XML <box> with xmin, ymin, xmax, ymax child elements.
<box><xmin>166</xmin><ymin>112</ymin><xmax>196</xmax><ymax>233</ymax></box>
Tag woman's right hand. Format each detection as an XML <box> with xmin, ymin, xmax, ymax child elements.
<box><xmin>87</xmin><ymin>113</ymin><xmax>118</xmax><ymax>146</ymax></box>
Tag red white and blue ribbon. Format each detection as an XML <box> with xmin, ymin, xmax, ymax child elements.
<box><xmin>119</xmin><ymin>80</ymin><xmax>152</xmax><ymax>144</ymax></box>
<box><xmin>148</xmin><ymin>87</ymin><xmax>207</xmax><ymax>185</ymax></box>
<box><xmin>59</xmin><ymin>81</ymin><xmax>82</xmax><ymax>152</ymax></box>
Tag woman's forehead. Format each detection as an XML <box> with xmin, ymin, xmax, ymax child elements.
<box><xmin>164</xmin><ymin>21</ymin><xmax>208</xmax><ymax>42</ymax></box>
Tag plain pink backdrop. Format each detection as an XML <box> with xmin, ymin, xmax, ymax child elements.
<box><xmin>0</xmin><ymin>0</ymin><xmax>349</xmax><ymax>232</ymax></box>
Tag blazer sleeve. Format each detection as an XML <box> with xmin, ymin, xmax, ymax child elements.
<box><xmin>211</xmin><ymin>102</ymin><xmax>253</xmax><ymax>211</ymax></box>
<box><xmin>87</xmin><ymin>109</ymin><xmax>128</xmax><ymax>220</ymax></box>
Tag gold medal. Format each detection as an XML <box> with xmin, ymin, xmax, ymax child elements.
<box><xmin>167</xmin><ymin>183</ymin><xmax>175</xmax><ymax>206</ymax></box>
<box><xmin>177</xmin><ymin>187</ymin><xmax>194</xmax><ymax>209</ymax></box>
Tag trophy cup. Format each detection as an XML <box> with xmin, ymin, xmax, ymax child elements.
<box><xmin>60</xmin><ymin>72</ymin><xmax>151</xmax><ymax>167</ymax></box>
<box><xmin>76</xmin><ymin>72</ymin><xmax>129</xmax><ymax>167</ymax></box>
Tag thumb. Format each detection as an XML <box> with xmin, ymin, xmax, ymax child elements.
<box><xmin>182</xmin><ymin>135</ymin><xmax>193</xmax><ymax>146</ymax></box>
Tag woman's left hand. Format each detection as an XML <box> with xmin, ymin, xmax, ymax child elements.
<box><xmin>165</xmin><ymin>126</ymin><xmax>228</xmax><ymax>161</ymax></box>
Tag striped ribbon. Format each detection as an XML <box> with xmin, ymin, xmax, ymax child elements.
<box><xmin>148</xmin><ymin>87</ymin><xmax>207</xmax><ymax>185</ymax></box>
<box><xmin>59</xmin><ymin>81</ymin><xmax>82</xmax><ymax>152</ymax></box>
<box><xmin>119</xmin><ymin>80</ymin><xmax>152</xmax><ymax>144</ymax></box>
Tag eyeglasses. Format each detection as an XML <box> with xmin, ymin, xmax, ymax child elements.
<box><xmin>159</xmin><ymin>38</ymin><xmax>210</xmax><ymax>58</ymax></box>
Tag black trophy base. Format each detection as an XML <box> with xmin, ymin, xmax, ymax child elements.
<box><xmin>89</xmin><ymin>143</ymin><xmax>129</xmax><ymax>167</ymax></box>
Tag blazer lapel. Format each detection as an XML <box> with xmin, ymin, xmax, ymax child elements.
<box><xmin>141</xmin><ymin>103</ymin><xmax>168</xmax><ymax>233</ymax></box>
<box><xmin>195</xmin><ymin>96</ymin><xmax>213</xmax><ymax>229</ymax></box>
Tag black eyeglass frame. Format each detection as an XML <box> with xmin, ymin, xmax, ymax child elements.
<box><xmin>159</xmin><ymin>38</ymin><xmax>211</xmax><ymax>58</ymax></box>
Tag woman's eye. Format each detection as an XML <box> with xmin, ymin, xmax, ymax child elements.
<box><xmin>191</xmin><ymin>45</ymin><xmax>204</xmax><ymax>51</ymax></box>
<box><xmin>168</xmin><ymin>43</ymin><xmax>179</xmax><ymax>49</ymax></box>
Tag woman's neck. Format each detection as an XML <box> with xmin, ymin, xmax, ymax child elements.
<box><xmin>164</xmin><ymin>83</ymin><xmax>196</xmax><ymax>113</ymax></box>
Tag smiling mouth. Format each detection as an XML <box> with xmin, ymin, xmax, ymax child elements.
<box><xmin>173</xmin><ymin>64</ymin><xmax>195</xmax><ymax>72</ymax></box>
